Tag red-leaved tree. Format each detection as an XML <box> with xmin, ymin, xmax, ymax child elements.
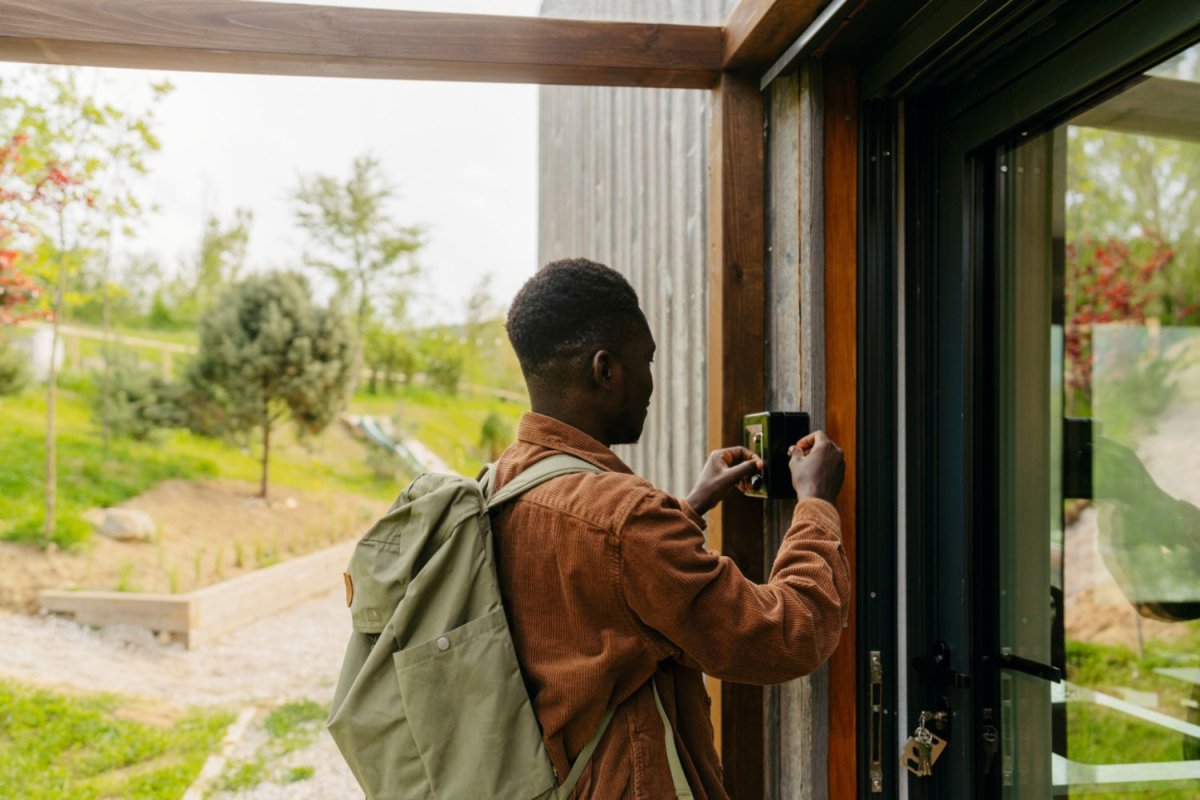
<box><xmin>1064</xmin><ymin>231</ymin><xmax>1175</xmax><ymax>402</ymax></box>
<box><xmin>0</xmin><ymin>132</ymin><xmax>48</xmax><ymax>327</ymax></box>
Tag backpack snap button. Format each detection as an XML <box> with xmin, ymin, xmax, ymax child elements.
<box><xmin>436</xmin><ymin>636</ymin><xmax>451</xmax><ymax>651</ymax></box>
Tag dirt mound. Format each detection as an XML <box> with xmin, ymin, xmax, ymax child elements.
<box><xmin>1066</xmin><ymin>584</ymin><xmax>1191</xmax><ymax>649</ymax></box>
<box><xmin>0</xmin><ymin>479</ymin><xmax>386</xmax><ymax>613</ymax></box>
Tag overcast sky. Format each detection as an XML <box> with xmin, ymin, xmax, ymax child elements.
<box><xmin>0</xmin><ymin>0</ymin><xmax>547</xmax><ymax>325</ymax></box>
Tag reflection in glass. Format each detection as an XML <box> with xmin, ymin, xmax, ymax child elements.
<box><xmin>1054</xmin><ymin>40</ymin><xmax>1200</xmax><ymax>798</ymax></box>
<box><xmin>998</xmin><ymin>39</ymin><xmax>1200</xmax><ymax>799</ymax></box>
<box><xmin>1148</xmin><ymin>43</ymin><xmax>1200</xmax><ymax>83</ymax></box>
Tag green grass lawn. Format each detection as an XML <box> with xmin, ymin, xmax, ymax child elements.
<box><xmin>1</xmin><ymin>369</ymin><xmax>525</xmax><ymax>549</ymax></box>
<box><xmin>214</xmin><ymin>700</ymin><xmax>327</xmax><ymax>794</ymax></box>
<box><xmin>0</xmin><ymin>379</ymin><xmax>396</xmax><ymax>549</ymax></box>
<box><xmin>0</xmin><ymin>680</ymin><xmax>232</xmax><ymax>800</ymax></box>
<box><xmin>0</xmin><ymin>385</ymin><xmax>219</xmax><ymax>548</ymax></box>
<box><xmin>1063</xmin><ymin>632</ymin><xmax>1200</xmax><ymax>797</ymax></box>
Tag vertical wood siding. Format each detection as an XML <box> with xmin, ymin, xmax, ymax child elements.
<box><xmin>764</xmin><ymin>65</ymin><xmax>830</xmax><ymax>800</ymax></box>
<box><xmin>538</xmin><ymin>0</ymin><xmax>731</xmax><ymax>498</ymax></box>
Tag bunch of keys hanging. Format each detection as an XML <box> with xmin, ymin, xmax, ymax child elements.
<box><xmin>901</xmin><ymin>710</ymin><xmax>949</xmax><ymax>777</ymax></box>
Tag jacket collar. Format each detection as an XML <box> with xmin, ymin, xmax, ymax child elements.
<box><xmin>516</xmin><ymin>412</ymin><xmax>634</xmax><ymax>475</ymax></box>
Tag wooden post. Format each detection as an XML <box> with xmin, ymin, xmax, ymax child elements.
<box><xmin>764</xmin><ymin>62</ymin><xmax>831</xmax><ymax>800</ymax></box>
<box><xmin>823</xmin><ymin>63</ymin><xmax>858</xmax><ymax>800</ymax></box>
<box><xmin>707</xmin><ymin>70</ymin><xmax>766</xmax><ymax>799</ymax></box>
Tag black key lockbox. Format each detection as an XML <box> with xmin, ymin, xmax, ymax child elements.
<box><xmin>742</xmin><ymin>411</ymin><xmax>811</xmax><ymax>499</ymax></box>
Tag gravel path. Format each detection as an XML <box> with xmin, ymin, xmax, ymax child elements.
<box><xmin>0</xmin><ymin>586</ymin><xmax>363</xmax><ymax>798</ymax></box>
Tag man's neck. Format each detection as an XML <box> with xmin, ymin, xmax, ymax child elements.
<box><xmin>528</xmin><ymin>401</ymin><xmax>611</xmax><ymax>447</ymax></box>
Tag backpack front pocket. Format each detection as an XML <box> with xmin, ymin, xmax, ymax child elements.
<box><xmin>393</xmin><ymin>607</ymin><xmax>557</xmax><ymax>800</ymax></box>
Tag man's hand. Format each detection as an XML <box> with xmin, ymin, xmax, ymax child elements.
<box><xmin>686</xmin><ymin>447</ymin><xmax>763</xmax><ymax>516</ymax></box>
<box><xmin>789</xmin><ymin>431</ymin><xmax>845</xmax><ymax>504</ymax></box>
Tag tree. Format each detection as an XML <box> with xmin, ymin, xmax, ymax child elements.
<box><xmin>0</xmin><ymin>132</ymin><xmax>48</xmax><ymax>396</ymax></box>
<box><xmin>292</xmin><ymin>154</ymin><xmax>422</xmax><ymax>333</ymax></box>
<box><xmin>1068</xmin><ymin>126</ymin><xmax>1200</xmax><ymax>325</ymax></box>
<box><xmin>0</xmin><ymin>133</ymin><xmax>46</xmax><ymax>327</ymax></box>
<box><xmin>176</xmin><ymin>208</ymin><xmax>252</xmax><ymax>322</ymax></box>
<box><xmin>1063</xmin><ymin>232</ymin><xmax>1175</xmax><ymax>411</ymax></box>
<box><xmin>462</xmin><ymin>272</ymin><xmax>496</xmax><ymax>350</ymax></box>
<box><xmin>186</xmin><ymin>272</ymin><xmax>357</xmax><ymax>498</ymax></box>
<box><xmin>0</xmin><ymin>251</ymin><xmax>42</xmax><ymax>325</ymax></box>
<box><xmin>363</xmin><ymin>322</ymin><xmax>415</xmax><ymax>393</ymax></box>
<box><xmin>0</xmin><ymin>67</ymin><xmax>168</xmax><ymax>538</ymax></box>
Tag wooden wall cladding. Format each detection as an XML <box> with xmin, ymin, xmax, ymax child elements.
<box><xmin>823</xmin><ymin>63</ymin><xmax>859</xmax><ymax>800</ymax></box>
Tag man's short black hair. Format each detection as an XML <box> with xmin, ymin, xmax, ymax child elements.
<box><xmin>506</xmin><ymin>258</ymin><xmax>647</xmax><ymax>383</ymax></box>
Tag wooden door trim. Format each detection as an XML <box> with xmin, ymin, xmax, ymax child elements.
<box><xmin>706</xmin><ymin>69</ymin><xmax>768</xmax><ymax>800</ymax></box>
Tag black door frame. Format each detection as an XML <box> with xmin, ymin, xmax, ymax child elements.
<box><xmin>855</xmin><ymin>0</ymin><xmax>1200</xmax><ymax>796</ymax></box>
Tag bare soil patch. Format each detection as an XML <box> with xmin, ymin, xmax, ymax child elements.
<box><xmin>0</xmin><ymin>479</ymin><xmax>386</xmax><ymax>613</ymax></box>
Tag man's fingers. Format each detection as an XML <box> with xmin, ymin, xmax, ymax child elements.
<box><xmin>720</xmin><ymin>446</ymin><xmax>758</xmax><ymax>466</ymax></box>
<box><xmin>793</xmin><ymin>430</ymin><xmax>830</xmax><ymax>456</ymax></box>
<box><xmin>729</xmin><ymin>457</ymin><xmax>762</xmax><ymax>480</ymax></box>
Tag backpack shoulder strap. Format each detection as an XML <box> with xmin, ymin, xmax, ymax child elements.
<box><xmin>477</xmin><ymin>462</ymin><xmax>497</xmax><ymax>498</ymax></box>
<box><xmin>485</xmin><ymin>453</ymin><xmax>601</xmax><ymax>510</ymax></box>
<box><xmin>557</xmin><ymin>677</ymin><xmax>691</xmax><ymax>798</ymax></box>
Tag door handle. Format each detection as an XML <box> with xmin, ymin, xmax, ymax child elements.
<box><xmin>989</xmin><ymin>652</ymin><xmax>1062</xmax><ymax>683</ymax></box>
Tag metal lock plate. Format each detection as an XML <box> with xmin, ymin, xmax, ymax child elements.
<box><xmin>742</xmin><ymin>411</ymin><xmax>812</xmax><ymax>499</ymax></box>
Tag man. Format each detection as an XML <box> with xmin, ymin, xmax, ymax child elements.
<box><xmin>492</xmin><ymin>258</ymin><xmax>849</xmax><ymax>799</ymax></box>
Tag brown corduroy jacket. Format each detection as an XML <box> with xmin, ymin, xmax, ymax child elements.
<box><xmin>491</xmin><ymin>413</ymin><xmax>850</xmax><ymax>799</ymax></box>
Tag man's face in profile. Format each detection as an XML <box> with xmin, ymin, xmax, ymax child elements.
<box><xmin>609</xmin><ymin>323</ymin><xmax>655</xmax><ymax>445</ymax></box>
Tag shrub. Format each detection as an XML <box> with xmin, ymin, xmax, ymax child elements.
<box><xmin>364</xmin><ymin>324</ymin><xmax>416</xmax><ymax>393</ymax></box>
<box><xmin>425</xmin><ymin>352</ymin><xmax>463</xmax><ymax>395</ymax></box>
<box><xmin>479</xmin><ymin>412</ymin><xmax>511</xmax><ymax>460</ymax></box>
<box><xmin>0</xmin><ymin>338</ymin><xmax>29</xmax><ymax>396</ymax></box>
<box><xmin>365</xmin><ymin>446</ymin><xmax>397</xmax><ymax>484</ymax></box>
<box><xmin>93</xmin><ymin>352</ymin><xmax>183</xmax><ymax>440</ymax></box>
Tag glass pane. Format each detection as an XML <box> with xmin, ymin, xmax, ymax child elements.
<box><xmin>254</xmin><ymin>0</ymin><xmax>732</xmax><ymax>25</ymax></box>
<box><xmin>1000</xmin><ymin>40</ymin><xmax>1200</xmax><ymax>799</ymax></box>
<box><xmin>1148</xmin><ymin>43</ymin><xmax>1200</xmax><ymax>83</ymax></box>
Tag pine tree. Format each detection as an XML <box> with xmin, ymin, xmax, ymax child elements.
<box><xmin>186</xmin><ymin>272</ymin><xmax>357</xmax><ymax>498</ymax></box>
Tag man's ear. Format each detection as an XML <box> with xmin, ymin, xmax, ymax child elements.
<box><xmin>590</xmin><ymin>349</ymin><xmax>614</xmax><ymax>388</ymax></box>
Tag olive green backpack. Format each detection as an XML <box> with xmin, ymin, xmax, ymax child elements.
<box><xmin>326</xmin><ymin>454</ymin><xmax>692</xmax><ymax>800</ymax></box>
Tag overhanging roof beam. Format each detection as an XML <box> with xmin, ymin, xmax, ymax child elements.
<box><xmin>723</xmin><ymin>0</ymin><xmax>829</xmax><ymax>70</ymax></box>
<box><xmin>759</xmin><ymin>0</ymin><xmax>866</xmax><ymax>89</ymax></box>
<box><xmin>0</xmin><ymin>0</ymin><xmax>724</xmax><ymax>89</ymax></box>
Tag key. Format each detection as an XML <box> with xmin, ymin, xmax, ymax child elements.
<box><xmin>917</xmin><ymin>736</ymin><xmax>933</xmax><ymax>775</ymax></box>
<box><xmin>923</xmin><ymin>729</ymin><xmax>948</xmax><ymax>770</ymax></box>
<box><xmin>901</xmin><ymin>712</ymin><xmax>949</xmax><ymax>777</ymax></box>
<box><xmin>901</xmin><ymin>735</ymin><xmax>929</xmax><ymax>776</ymax></box>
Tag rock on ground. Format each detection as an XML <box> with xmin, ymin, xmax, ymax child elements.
<box><xmin>96</xmin><ymin>507</ymin><xmax>157</xmax><ymax>542</ymax></box>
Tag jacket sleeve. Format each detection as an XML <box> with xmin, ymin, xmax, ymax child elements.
<box><xmin>619</xmin><ymin>493</ymin><xmax>850</xmax><ymax>685</ymax></box>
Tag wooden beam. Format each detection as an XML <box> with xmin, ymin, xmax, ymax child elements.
<box><xmin>723</xmin><ymin>0</ymin><xmax>828</xmax><ymax>70</ymax></box>
<box><xmin>0</xmin><ymin>0</ymin><xmax>723</xmax><ymax>89</ymax></box>
<box><xmin>706</xmin><ymin>70</ymin><xmax>766</xmax><ymax>800</ymax></box>
<box><xmin>823</xmin><ymin>62</ymin><xmax>858</xmax><ymax>800</ymax></box>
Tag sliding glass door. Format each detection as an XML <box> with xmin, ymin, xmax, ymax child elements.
<box><xmin>993</xmin><ymin>41</ymin><xmax>1200</xmax><ymax>800</ymax></box>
